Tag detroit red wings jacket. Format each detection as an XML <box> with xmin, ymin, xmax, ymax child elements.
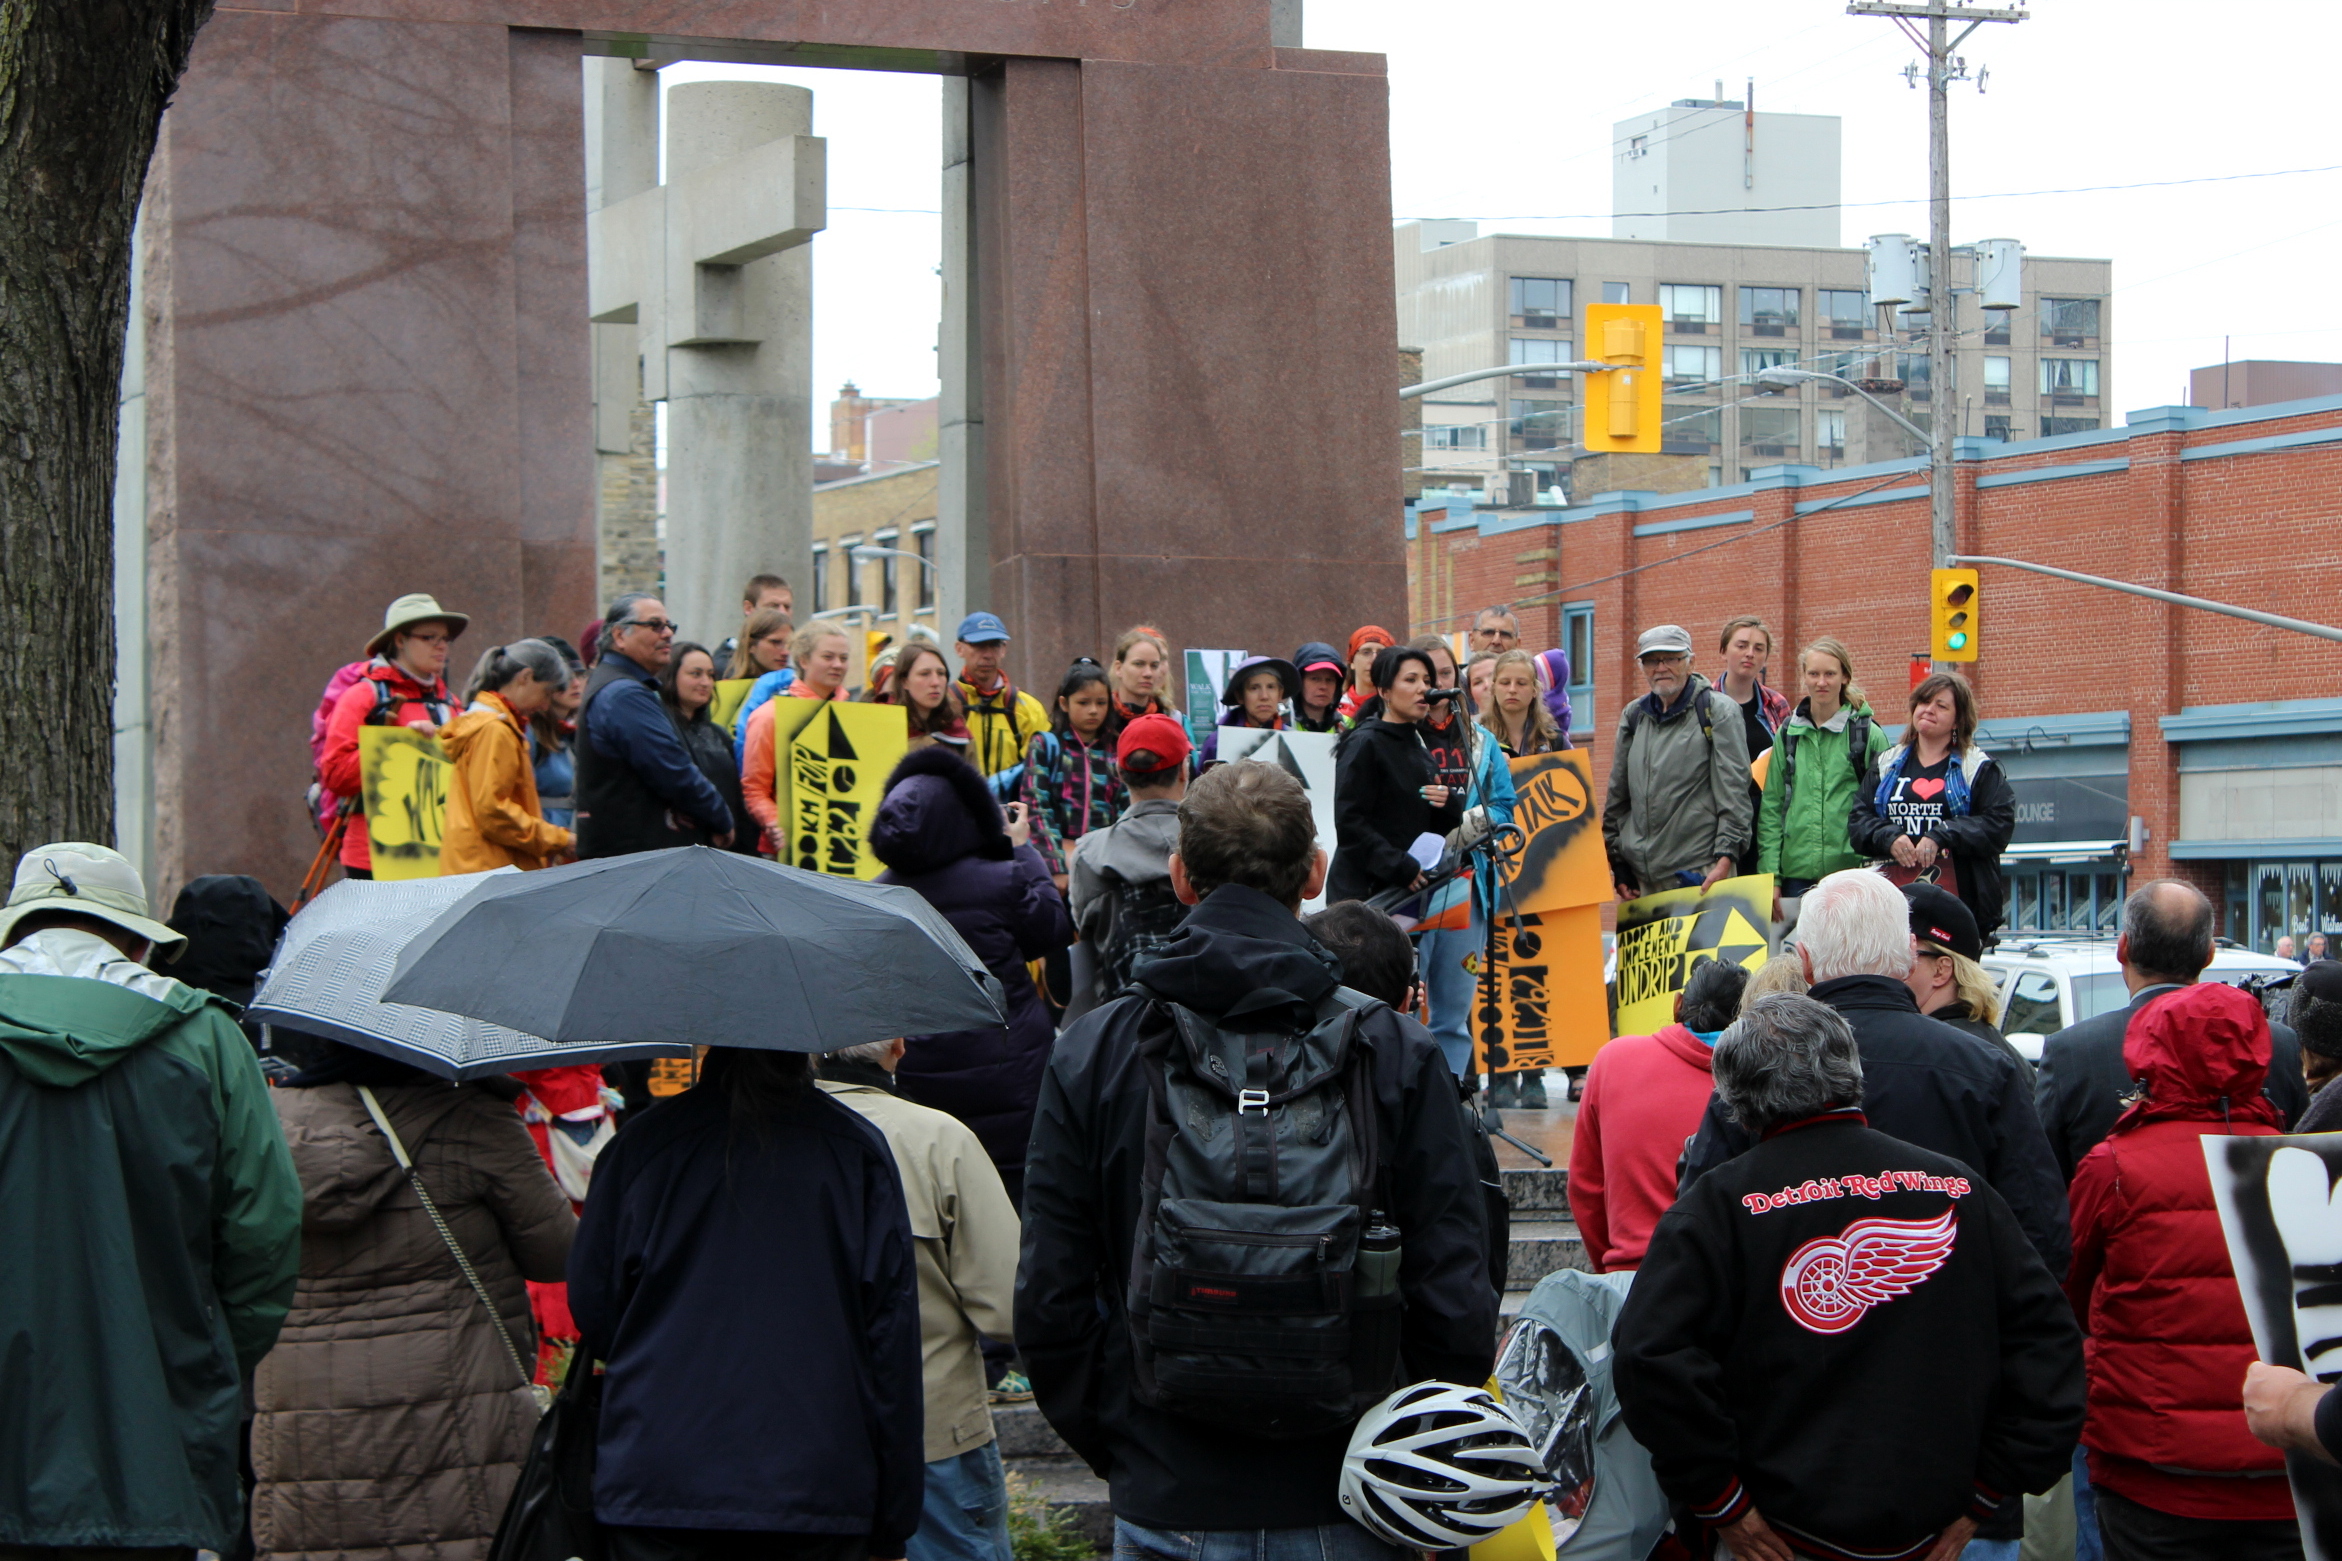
<box><xmin>1612</xmin><ymin>1112</ymin><xmax>2082</xmax><ymax>1561</ymax></box>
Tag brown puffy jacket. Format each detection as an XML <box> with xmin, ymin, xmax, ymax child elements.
<box><xmin>439</xmin><ymin>690</ymin><xmax>573</xmax><ymax>874</ymax></box>
<box><xmin>252</xmin><ymin>1081</ymin><xmax>576</xmax><ymax>1561</ymax></box>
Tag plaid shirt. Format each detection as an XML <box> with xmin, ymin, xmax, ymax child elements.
<box><xmin>1019</xmin><ymin>729</ymin><xmax>1126</xmax><ymax>878</ymax></box>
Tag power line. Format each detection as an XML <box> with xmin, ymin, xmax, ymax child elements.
<box><xmin>1400</xmin><ymin>160</ymin><xmax>2342</xmax><ymax>226</ymax></box>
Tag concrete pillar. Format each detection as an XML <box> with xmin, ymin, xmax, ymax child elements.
<box><xmin>586</xmin><ymin>61</ymin><xmax>662</xmax><ymax>612</ymax></box>
<box><xmin>659</xmin><ymin>82</ymin><xmax>817</xmax><ymax>648</ymax></box>
<box><xmin>936</xmin><ymin>75</ymin><xmax>987</xmax><ymax>645</ymax></box>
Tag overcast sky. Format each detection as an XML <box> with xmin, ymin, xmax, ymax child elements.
<box><xmin>667</xmin><ymin>0</ymin><xmax>2339</xmax><ymax>434</ymax></box>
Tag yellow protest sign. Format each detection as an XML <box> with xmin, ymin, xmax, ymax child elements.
<box><xmin>710</xmin><ymin>678</ymin><xmax>757</xmax><ymax>735</ymax></box>
<box><xmin>357</xmin><ymin>727</ymin><xmax>451</xmax><ymax>880</ymax></box>
<box><xmin>785</xmin><ymin>702</ymin><xmax>908</xmax><ymax>879</ymax></box>
<box><xmin>1610</xmin><ymin>873</ymin><xmax>1774</xmax><ymax>1037</ymax></box>
<box><xmin>1495</xmin><ymin>750</ymin><xmax>1607</xmax><ymax>916</ymax></box>
<box><xmin>1472</xmin><ymin>903</ymin><xmax>1608</xmax><ymax>1071</ymax></box>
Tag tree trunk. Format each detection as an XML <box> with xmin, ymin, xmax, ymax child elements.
<box><xmin>0</xmin><ymin>0</ymin><xmax>214</xmax><ymax>880</ymax></box>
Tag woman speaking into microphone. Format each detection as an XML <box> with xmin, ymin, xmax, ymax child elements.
<box><xmin>1330</xmin><ymin>643</ymin><xmax>1465</xmax><ymax>909</ymax></box>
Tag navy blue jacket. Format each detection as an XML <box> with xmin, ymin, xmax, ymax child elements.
<box><xmin>872</xmin><ymin>747</ymin><xmax>1072</xmax><ymax>1203</ymax></box>
<box><xmin>567</xmin><ymin>1083</ymin><xmax>924</xmax><ymax>1547</ymax></box>
<box><xmin>580</xmin><ymin>652</ymin><xmax>732</xmax><ymax>839</ymax></box>
<box><xmin>1682</xmin><ymin>974</ymin><xmax>2072</xmax><ymax>1279</ymax></box>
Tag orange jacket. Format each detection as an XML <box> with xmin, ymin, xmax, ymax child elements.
<box><xmin>438</xmin><ymin>691</ymin><xmax>573</xmax><ymax>873</ymax></box>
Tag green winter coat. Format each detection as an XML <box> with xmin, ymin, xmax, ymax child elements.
<box><xmin>1755</xmin><ymin>701</ymin><xmax>1891</xmax><ymax>884</ymax></box>
<box><xmin>0</xmin><ymin>929</ymin><xmax>301</xmax><ymax>1551</ymax></box>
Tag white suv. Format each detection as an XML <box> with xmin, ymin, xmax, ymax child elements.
<box><xmin>1980</xmin><ymin>934</ymin><xmax>2301</xmax><ymax>1062</ymax></box>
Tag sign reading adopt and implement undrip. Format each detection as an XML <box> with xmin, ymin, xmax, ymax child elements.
<box><xmin>357</xmin><ymin>727</ymin><xmax>451</xmax><ymax>881</ymax></box>
<box><xmin>768</xmin><ymin>700</ymin><xmax>908</xmax><ymax>880</ymax></box>
<box><xmin>1610</xmin><ymin>874</ymin><xmax>1774</xmax><ymax>1038</ymax></box>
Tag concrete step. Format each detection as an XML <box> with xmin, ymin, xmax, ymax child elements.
<box><xmin>995</xmin><ymin>1401</ymin><xmax>1073</xmax><ymax>1460</ymax></box>
<box><xmin>1507</xmin><ymin>1214</ymin><xmax>1588</xmax><ymax>1289</ymax></box>
<box><xmin>1501</xmin><ymin>1164</ymin><xmax>1570</xmax><ymax>1212</ymax></box>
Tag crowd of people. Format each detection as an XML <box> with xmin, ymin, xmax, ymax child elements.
<box><xmin>8</xmin><ymin>576</ymin><xmax>2342</xmax><ymax>1561</ymax></box>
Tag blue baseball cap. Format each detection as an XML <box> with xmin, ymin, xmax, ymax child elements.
<box><xmin>955</xmin><ymin>611</ymin><xmax>1011</xmax><ymax>645</ymax></box>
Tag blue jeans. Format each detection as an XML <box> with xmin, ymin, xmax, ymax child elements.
<box><xmin>1418</xmin><ymin>912</ymin><xmax>1479</xmax><ymax>1078</ymax></box>
<box><xmin>906</xmin><ymin>1443</ymin><xmax>1011</xmax><ymax>1561</ymax></box>
<box><xmin>1113</xmin><ymin>1519</ymin><xmax>1409</xmax><ymax>1561</ymax></box>
<box><xmin>1964</xmin><ymin>1542</ymin><xmax>2020</xmax><ymax>1561</ymax></box>
<box><xmin>2072</xmin><ymin>1444</ymin><xmax>2102</xmax><ymax>1561</ymax></box>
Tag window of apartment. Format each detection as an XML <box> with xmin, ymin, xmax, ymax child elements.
<box><xmin>1659</xmin><ymin>283</ymin><xmax>1723</xmax><ymax>332</ymax></box>
<box><xmin>1897</xmin><ymin>352</ymin><xmax>1949</xmax><ymax>399</ymax></box>
<box><xmin>874</xmin><ymin>527</ymin><xmax>900</xmax><ymax>617</ymax></box>
<box><xmin>1819</xmin><ymin>289</ymin><xmax>1869</xmax><ymax>339</ymax></box>
<box><xmin>1509</xmin><ymin>277</ymin><xmax>1572</xmax><ymax>328</ymax></box>
<box><xmin>1562</xmin><ymin>603</ymin><xmax>1596</xmax><ymax>732</ymax></box>
<box><xmin>1426</xmin><ymin>425</ymin><xmax>1489</xmax><ymax>450</ymax></box>
<box><xmin>1509</xmin><ymin>399</ymin><xmax>1564</xmax><ymax>451</ymax></box>
<box><xmin>2041</xmin><ymin>297</ymin><xmax>2102</xmax><ymax>345</ymax></box>
<box><xmin>1740</xmin><ymin>404</ymin><xmax>1801</xmax><ymax>457</ymax></box>
<box><xmin>913</xmin><ymin>526</ymin><xmax>936</xmax><ymax>611</ymax></box>
<box><xmin>1983</xmin><ymin>355</ymin><xmax>2012</xmax><ymax>404</ymax></box>
<box><xmin>1816</xmin><ymin>408</ymin><xmax>1847</xmax><ymax>455</ymax></box>
<box><xmin>2040</xmin><ymin>357</ymin><xmax>2100</xmax><ymax>398</ymax></box>
<box><xmin>1602</xmin><ymin>281</ymin><xmax>1631</xmax><ymax>305</ymax></box>
<box><xmin>1662</xmin><ymin>344</ymin><xmax>1722</xmax><ymax>385</ymax></box>
<box><xmin>841</xmin><ymin>535</ymin><xmax>863</xmax><ymax>608</ymax></box>
<box><xmin>1983</xmin><ymin>414</ymin><xmax>2013</xmax><ymax>442</ymax></box>
<box><xmin>1984</xmin><ymin>314</ymin><xmax>2011</xmax><ymax>346</ymax></box>
<box><xmin>1509</xmin><ymin>336</ymin><xmax>1573</xmax><ymax>389</ymax></box>
<box><xmin>811</xmin><ymin>543</ymin><xmax>830</xmax><ymax>614</ymax></box>
<box><xmin>1739</xmin><ymin>286</ymin><xmax>1801</xmax><ymax>335</ymax></box>
<box><xmin>1740</xmin><ymin>347</ymin><xmax>1798</xmax><ymax>377</ymax></box>
<box><xmin>1662</xmin><ymin>400</ymin><xmax>1722</xmax><ymax>452</ymax></box>
<box><xmin>2040</xmin><ymin>415</ymin><xmax>2098</xmax><ymax>438</ymax></box>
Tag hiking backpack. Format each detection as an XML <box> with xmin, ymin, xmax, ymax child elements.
<box><xmin>1095</xmin><ymin>878</ymin><xmax>1187</xmax><ymax>1003</ymax></box>
<box><xmin>1124</xmin><ymin>986</ymin><xmax>1405</xmax><ymax>1438</ymax></box>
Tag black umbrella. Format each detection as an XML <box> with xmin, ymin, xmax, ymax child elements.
<box><xmin>380</xmin><ymin>848</ymin><xmax>1006</xmax><ymax>1053</ymax></box>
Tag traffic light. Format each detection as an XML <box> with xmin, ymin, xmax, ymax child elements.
<box><xmin>1930</xmin><ymin>567</ymin><xmax>1979</xmax><ymax>661</ymax></box>
<box><xmin>1581</xmin><ymin>303</ymin><xmax>1663</xmax><ymax>454</ymax></box>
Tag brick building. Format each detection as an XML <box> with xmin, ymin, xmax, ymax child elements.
<box><xmin>1406</xmin><ymin>393</ymin><xmax>2342</xmax><ymax>950</ymax></box>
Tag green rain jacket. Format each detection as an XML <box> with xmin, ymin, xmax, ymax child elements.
<box><xmin>0</xmin><ymin>928</ymin><xmax>301</xmax><ymax>1550</ymax></box>
<box><xmin>1755</xmin><ymin>700</ymin><xmax>1891</xmax><ymax>885</ymax></box>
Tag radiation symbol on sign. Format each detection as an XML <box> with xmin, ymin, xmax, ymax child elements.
<box><xmin>1696</xmin><ymin>906</ymin><xmax>1771</xmax><ymax>974</ymax></box>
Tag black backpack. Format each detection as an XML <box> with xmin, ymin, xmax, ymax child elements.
<box><xmin>1123</xmin><ymin>986</ymin><xmax>1404</xmax><ymax>1438</ymax></box>
<box><xmin>1096</xmin><ymin>878</ymin><xmax>1188</xmax><ymax>1004</ymax></box>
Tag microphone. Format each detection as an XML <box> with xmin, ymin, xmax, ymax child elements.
<box><xmin>1424</xmin><ymin>687</ymin><xmax>1466</xmax><ymax>702</ymax></box>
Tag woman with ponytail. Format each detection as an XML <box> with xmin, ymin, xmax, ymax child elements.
<box><xmin>1754</xmin><ymin>636</ymin><xmax>1890</xmax><ymax>916</ymax></box>
<box><xmin>439</xmin><ymin>638</ymin><xmax>576</xmax><ymax>873</ymax></box>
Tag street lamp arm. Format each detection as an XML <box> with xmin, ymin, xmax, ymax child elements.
<box><xmin>1401</xmin><ymin>362</ymin><xmax>1609</xmax><ymax>400</ymax></box>
<box><xmin>848</xmin><ymin>543</ymin><xmax>938</xmax><ymax>575</ymax></box>
<box><xmin>1949</xmin><ymin>555</ymin><xmax>2342</xmax><ymax>644</ymax></box>
<box><xmin>1755</xmin><ymin>368</ymin><xmax>1931</xmax><ymax>447</ymax></box>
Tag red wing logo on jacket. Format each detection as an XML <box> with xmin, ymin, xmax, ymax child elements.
<box><xmin>1778</xmin><ymin>1208</ymin><xmax>1957</xmax><ymax>1335</ymax></box>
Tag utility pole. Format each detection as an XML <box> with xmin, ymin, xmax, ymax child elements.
<box><xmin>1847</xmin><ymin>1</ymin><xmax>2024</xmax><ymax>582</ymax></box>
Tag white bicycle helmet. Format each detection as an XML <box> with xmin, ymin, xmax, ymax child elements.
<box><xmin>1339</xmin><ymin>1381</ymin><xmax>1548</xmax><ymax>1549</ymax></box>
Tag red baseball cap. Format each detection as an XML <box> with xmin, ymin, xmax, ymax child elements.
<box><xmin>1117</xmin><ymin>712</ymin><xmax>1193</xmax><ymax>773</ymax></box>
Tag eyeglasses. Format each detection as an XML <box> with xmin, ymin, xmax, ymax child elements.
<box><xmin>622</xmin><ymin>617</ymin><xmax>679</xmax><ymax>636</ymax></box>
<box><xmin>404</xmin><ymin>631</ymin><xmax>453</xmax><ymax>646</ymax></box>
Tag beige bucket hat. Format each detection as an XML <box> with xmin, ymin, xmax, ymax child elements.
<box><xmin>367</xmin><ymin>593</ymin><xmax>470</xmax><ymax>658</ymax></box>
<box><xmin>0</xmin><ymin>842</ymin><xmax>187</xmax><ymax>957</ymax></box>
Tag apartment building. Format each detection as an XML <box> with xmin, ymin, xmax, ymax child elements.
<box><xmin>1396</xmin><ymin>220</ymin><xmax>2114</xmax><ymax>494</ymax></box>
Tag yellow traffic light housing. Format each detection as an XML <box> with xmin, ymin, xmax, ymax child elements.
<box><xmin>1931</xmin><ymin>567</ymin><xmax>1979</xmax><ymax>661</ymax></box>
<box><xmin>1580</xmin><ymin>303</ymin><xmax>1663</xmax><ymax>454</ymax></box>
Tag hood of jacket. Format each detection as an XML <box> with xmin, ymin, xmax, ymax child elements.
<box><xmin>167</xmin><ymin>874</ymin><xmax>288</xmax><ymax>1008</ymax></box>
<box><xmin>437</xmin><ymin>690</ymin><xmax>523</xmax><ymax>764</ymax></box>
<box><xmin>871</xmin><ymin>745</ymin><xmax>1013</xmax><ymax>875</ymax></box>
<box><xmin>2117</xmin><ymin>981</ymin><xmax>2286</xmax><ymax>1131</ymax></box>
<box><xmin>283</xmin><ymin>1080</ymin><xmax>478</xmax><ymax>1230</ymax></box>
<box><xmin>1081</xmin><ymin>798</ymin><xmax>1181</xmax><ymax>886</ymax></box>
<box><xmin>0</xmin><ymin>928</ymin><xmax>215</xmax><ymax>1087</ymax></box>
<box><xmin>1129</xmin><ymin>883</ymin><xmax>1342</xmax><ymax>1025</ymax></box>
<box><xmin>363</xmin><ymin>656</ymin><xmax>451</xmax><ymax>705</ymax></box>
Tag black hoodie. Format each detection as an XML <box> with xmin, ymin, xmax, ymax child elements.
<box><xmin>1329</xmin><ymin>717</ymin><xmax>1463</xmax><ymax>904</ymax></box>
<box><xmin>1015</xmin><ymin>884</ymin><xmax>1495</xmax><ymax>1530</ymax></box>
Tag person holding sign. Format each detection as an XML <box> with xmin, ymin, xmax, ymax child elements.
<box><xmin>1601</xmin><ymin>625</ymin><xmax>1750</xmax><ymax>901</ymax></box>
<box><xmin>319</xmin><ymin>593</ymin><xmax>467</xmax><ymax>879</ymax></box>
<box><xmin>741</xmin><ymin>625</ymin><xmax>856</xmax><ymax>856</ymax></box>
<box><xmin>1328</xmin><ymin>645</ymin><xmax>1463</xmax><ymax>907</ymax></box>
<box><xmin>437</xmin><ymin>639</ymin><xmax>576</xmax><ymax>873</ymax></box>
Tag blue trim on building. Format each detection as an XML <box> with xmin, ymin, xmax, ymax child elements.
<box><xmin>1974</xmin><ymin>459</ymin><xmax>2131</xmax><ymax>490</ymax></box>
<box><xmin>1632</xmin><ymin>508</ymin><xmax>1756</xmax><ymax>538</ymax></box>
<box><xmin>1975</xmin><ymin>710</ymin><xmax>2131</xmax><ymax>750</ymax></box>
<box><xmin>2172</xmin><ymin>837</ymin><xmax>2342</xmax><ymax>862</ymax></box>
<box><xmin>2159</xmin><ymin>697</ymin><xmax>2342</xmax><ymax>744</ymax></box>
<box><xmin>2181</xmin><ymin>426</ymin><xmax>2342</xmax><ymax>463</ymax></box>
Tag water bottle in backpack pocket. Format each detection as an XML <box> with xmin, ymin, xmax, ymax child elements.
<box><xmin>1126</xmin><ymin>988</ymin><xmax>1404</xmax><ymax>1439</ymax></box>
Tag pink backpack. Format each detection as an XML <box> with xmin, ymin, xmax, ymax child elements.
<box><xmin>307</xmin><ymin>660</ymin><xmax>372</xmax><ymax>830</ymax></box>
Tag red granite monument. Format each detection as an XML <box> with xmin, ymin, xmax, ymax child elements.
<box><xmin>141</xmin><ymin>2</ymin><xmax>1406</xmax><ymax>899</ymax></box>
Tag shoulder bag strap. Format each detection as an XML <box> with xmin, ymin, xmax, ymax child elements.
<box><xmin>357</xmin><ymin>1085</ymin><xmax>537</xmax><ymax>1393</ymax></box>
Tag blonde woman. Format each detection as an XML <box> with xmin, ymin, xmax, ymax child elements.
<box><xmin>739</xmin><ymin>625</ymin><xmax>855</xmax><ymax>855</ymax></box>
<box><xmin>1755</xmin><ymin>636</ymin><xmax>1890</xmax><ymax>917</ymax></box>
<box><xmin>1475</xmin><ymin>648</ymin><xmax>1563</xmax><ymax>757</ymax></box>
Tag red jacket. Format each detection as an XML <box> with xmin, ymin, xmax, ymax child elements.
<box><xmin>1568</xmin><ymin>1022</ymin><xmax>1716</xmax><ymax>1271</ymax></box>
<box><xmin>318</xmin><ymin>659</ymin><xmax>456</xmax><ymax>871</ymax></box>
<box><xmin>2066</xmin><ymin>983</ymin><xmax>2292</xmax><ymax>1522</ymax></box>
